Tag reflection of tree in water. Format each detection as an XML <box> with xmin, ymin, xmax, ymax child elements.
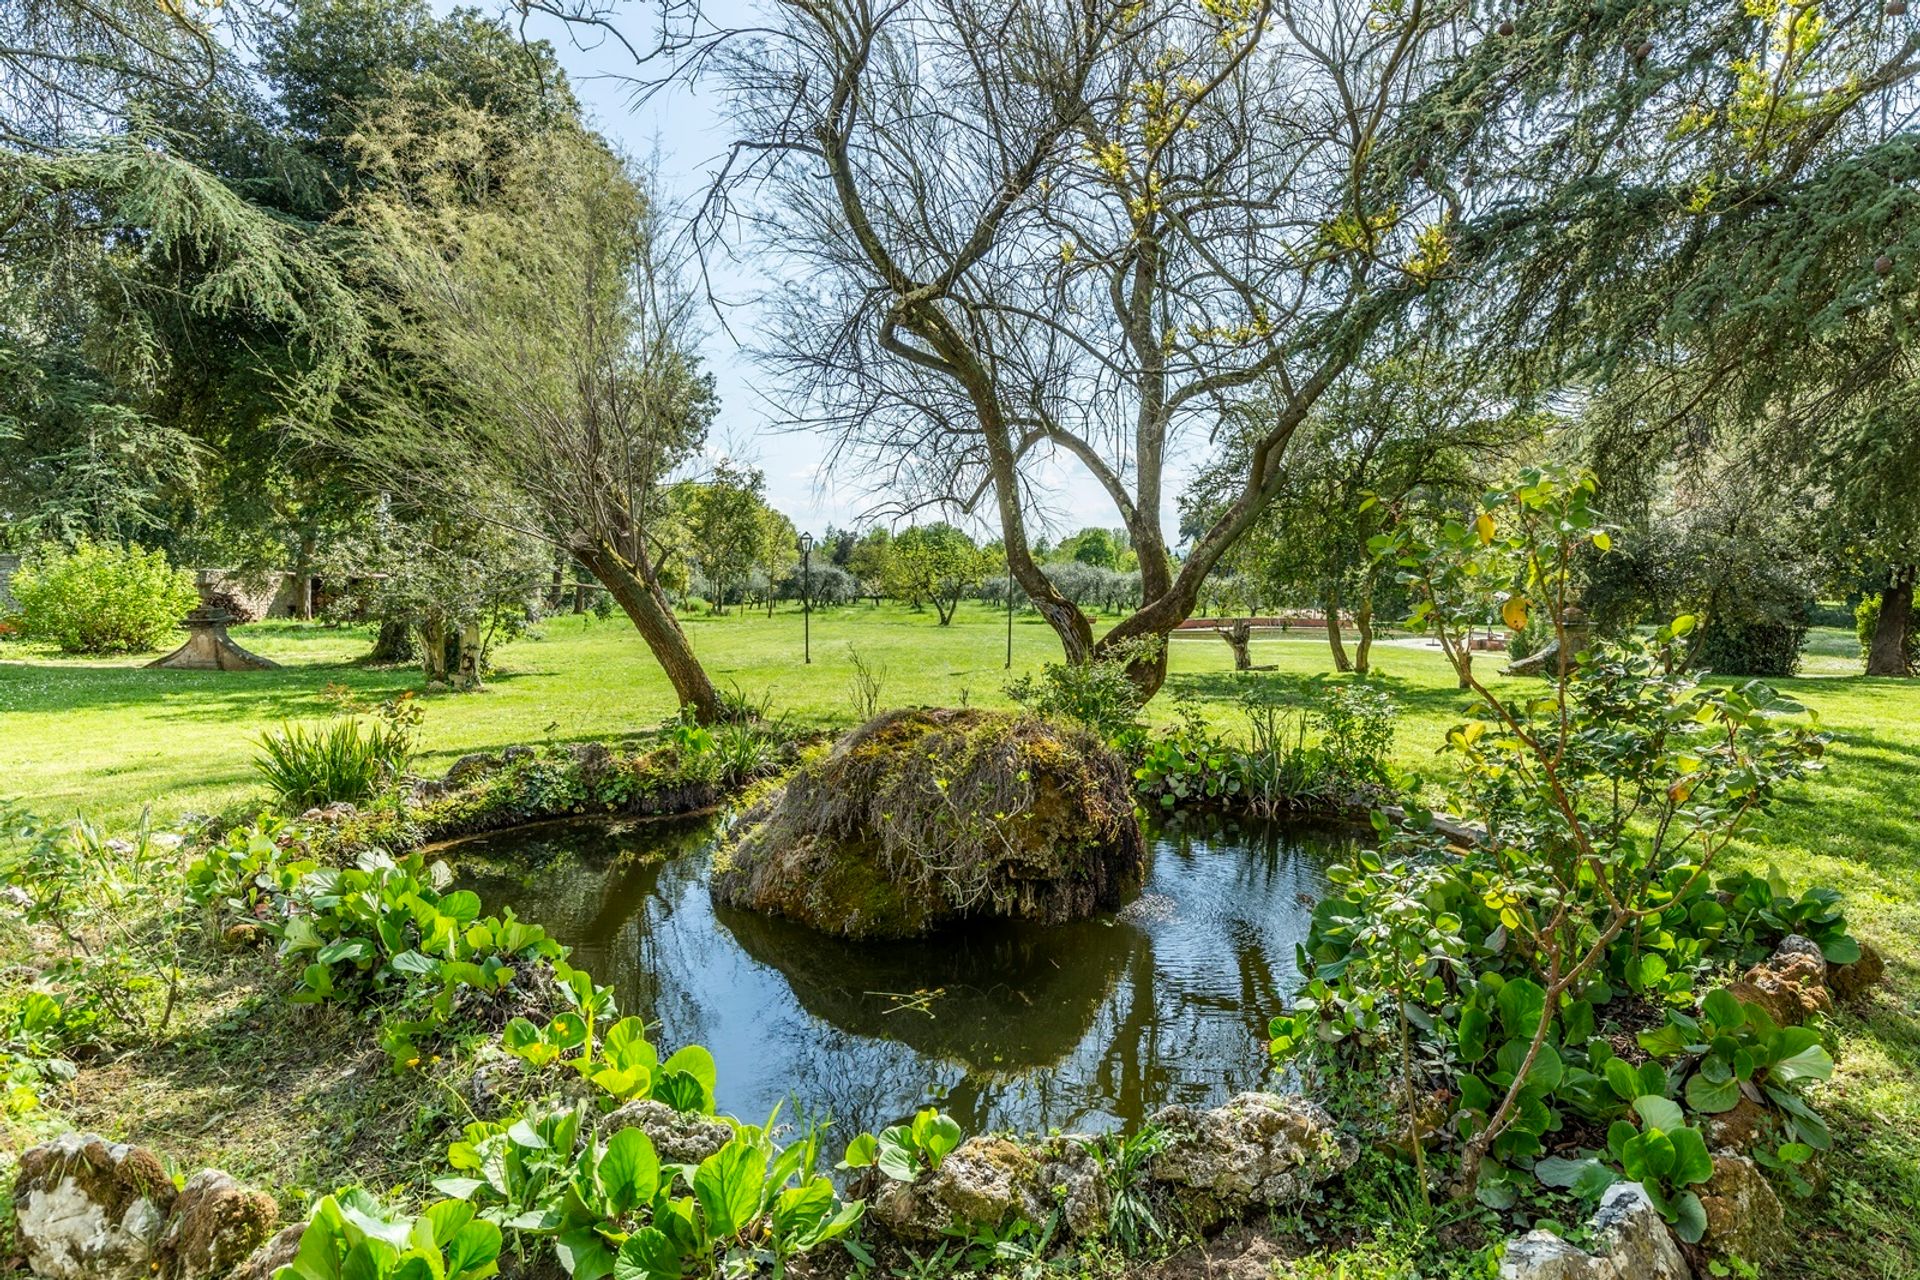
<box><xmin>455</xmin><ymin>813</ymin><xmax>1343</xmax><ymax>1134</ymax></box>
<box><xmin>714</xmin><ymin>902</ymin><xmax>1131</xmax><ymax>1070</ymax></box>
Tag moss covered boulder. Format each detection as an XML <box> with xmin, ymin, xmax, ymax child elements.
<box><xmin>711</xmin><ymin>709</ymin><xmax>1144</xmax><ymax>938</ymax></box>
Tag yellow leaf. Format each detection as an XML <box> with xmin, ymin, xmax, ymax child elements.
<box><xmin>1502</xmin><ymin>596</ymin><xmax>1529</xmax><ymax>631</ymax></box>
<box><xmin>1592</xmin><ymin>531</ymin><xmax>1613</xmax><ymax>552</ymax></box>
<box><xmin>1475</xmin><ymin>512</ymin><xmax>1495</xmax><ymax>545</ymax></box>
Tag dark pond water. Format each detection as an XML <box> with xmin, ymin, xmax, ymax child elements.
<box><xmin>452</xmin><ymin>812</ymin><xmax>1351</xmax><ymax>1136</ymax></box>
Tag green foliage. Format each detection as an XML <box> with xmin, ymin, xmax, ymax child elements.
<box><xmin>1130</xmin><ymin>681</ymin><xmax>1398</xmax><ymax>814</ymax></box>
<box><xmin>1639</xmin><ymin>988</ymin><xmax>1835</xmax><ymax>1150</ymax></box>
<box><xmin>275</xmin><ymin>1189</ymin><xmax>502</xmax><ymax>1280</ymax></box>
<box><xmin>1717</xmin><ymin>869</ymin><xmax>1859</xmax><ymax>966</ymax></box>
<box><xmin>253</xmin><ymin>698</ymin><xmax>420</xmax><ymax>811</ymax></box>
<box><xmin>838</xmin><ymin>1107</ymin><xmax>963</xmax><ymax>1182</ymax></box>
<box><xmin>0</xmin><ymin>800</ymin><xmax>184</xmax><ymax>1047</ymax></box>
<box><xmin>1289</xmin><ymin>467</ymin><xmax>1835</xmax><ymax>1201</ymax></box>
<box><xmin>1604</xmin><ymin>1118</ymin><xmax>1714</xmax><ymax>1243</ymax></box>
<box><xmin>433</xmin><ymin>1104</ymin><xmax>861</xmax><ymax>1280</ymax></box>
<box><xmin>1005</xmin><ymin>640</ymin><xmax>1153</xmax><ymax>741</ymax></box>
<box><xmin>6</xmin><ymin>538</ymin><xmax>197</xmax><ymax>653</ymax></box>
<box><xmin>1092</xmin><ymin>1126</ymin><xmax>1169</xmax><ymax>1256</ymax></box>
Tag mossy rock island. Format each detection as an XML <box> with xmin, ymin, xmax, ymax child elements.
<box><xmin>711</xmin><ymin>708</ymin><xmax>1145</xmax><ymax>939</ymax></box>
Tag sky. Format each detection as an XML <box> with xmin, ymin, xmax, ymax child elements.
<box><xmin>440</xmin><ymin>0</ymin><xmax>1155</xmax><ymax>545</ymax></box>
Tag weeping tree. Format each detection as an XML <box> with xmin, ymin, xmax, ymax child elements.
<box><xmin>314</xmin><ymin>97</ymin><xmax>726</xmax><ymax>722</ymax></box>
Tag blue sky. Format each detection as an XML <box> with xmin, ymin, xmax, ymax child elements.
<box><xmin>433</xmin><ymin>0</ymin><xmax>1146</xmax><ymax>544</ymax></box>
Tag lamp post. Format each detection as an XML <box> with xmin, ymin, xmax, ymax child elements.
<box><xmin>1005</xmin><ymin>551</ymin><xmax>1014</xmax><ymax>669</ymax></box>
<box><xmin>799</xmin><ymin>531</ymin><xmax>814</xmax><ymax>664</ymax></box>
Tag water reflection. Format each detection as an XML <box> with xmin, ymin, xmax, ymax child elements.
<box><xmin>452</xmin><ymin>811</ymin><xmax>1349</xmax><ymax>1135</ymax></box>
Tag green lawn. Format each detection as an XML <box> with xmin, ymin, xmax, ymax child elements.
<box><xmin>1</xmin><ymin>609</ymin><xmax>1914</xmax><ymax>1276</ymax></box>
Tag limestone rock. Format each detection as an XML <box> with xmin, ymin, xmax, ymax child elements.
<box><xmin>1829</xmin><ymin>940</ymin><xmax>1886</xmax><ymax>1001</ymax></box>
<box><xmin>156</xmin><ymin>1169</ymin><xmax>278</xmax><ymax>1280</ymax></box>
<box><xmin>1724</xmin><ymin>937</ymin><xmax>1830</xmax><ymax>1027</ymax></box>
<box><xmin>602</xmin><ymin>1099</ymin><xmax>735</xmax><ymax>1165</ymax></box>
<box><xmin>233</xmin><ymin>1223</ymin><xmax>305</xmax><ymax>1280</ymax></box>
<box><xmin>444</xmin><ymin>751</ymin><xmax>501</xmax><ymax>787</ymax></box>
<box><xmin>1498</xmin><ymin>1183</ymin><xmax>1690</xmax><ymax>1280</ymax></box>
<box><xmin>869</xmin><ymin>1135</ymin><xmax>1111</xmax><ymax>1242</ymax></box>
<box><xmin>12</xmin><ymin>1133</ymin><xmax>178</xmax><ymax>1280</ymax></box>
<box><xmin>712</xmin><ymin>709</ymin><xmax>1144</xmax><ymax>939</ymax></box>
<box><xmin>1145</xmin><ymin>1093</ymin><xmax>1355</xmax><ymax>1227</ymax></box>
<box><xmin>1697</xmin><ymin>1153</ymin><xmax>1786</xmax><ymax>1266</ymax></box>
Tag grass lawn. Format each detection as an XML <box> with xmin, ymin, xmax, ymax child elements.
<box><xmin>1</xmin><ymin>609</ymin><xmax>1915</xmax><ymax>1277</ymax></box>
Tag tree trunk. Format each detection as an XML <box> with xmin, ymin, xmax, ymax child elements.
<box><xmin>1221</xmin><ymin>618</ymin><xmax>1253</xmax><ymax>670</ymax></box>
<box><xmin>577</xmin><ymin>542</ymin><xmax>723</xmax><ymax>724</ymax></box>
<box><xmin>368</xmin><ymin>618</ymin><xmax>415</xmax><ymax>663</ymax></box>
<box><xmin>291</xmin><ymin>534</ymin><xmax>316</xmax><ymax>621</ymax></box>
<box><xmin>1354</xmin><ymin>597</ymin><xmax>1375</xmax><ymax>676</ymax></box>
<box><xmin>549</xmin><ymin>563</ymin><xmax>565</xmax><ymax>611</ymax></box>
<box><xmin>419</xmin><ymin>618</ymin><xmax>448</xmax><ymax>684</ymax></box>
<box><xmin>451</xmin><ymin>622</ymin><xmax>484</xmax><ymax>691</ymax></box>
<box><xmin>1867</xmin><ymin>565</ymin><xmax>1915</xmax><ymax>676</ymax></box>
<box><xmin>1324</xmin><ymin>592</ymin><xmax>1353</xmax><ymax>673</ymax></box>
<box><xmin>1453</xmin><ymin>640</ymin><xmax>1474</xmax><ymax>689</ymax></box>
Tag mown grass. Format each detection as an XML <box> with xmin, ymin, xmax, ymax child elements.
<box><xmin>1</xmin><ymin>608</ymin><xmax>1913</xmax><ymax>1277</ymax></box>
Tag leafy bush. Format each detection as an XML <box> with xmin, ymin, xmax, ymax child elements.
<box><xmin>1313</xmin><ymin>681</ymin><xmax>1398</xmax><ymax>789</ymax></box>
<box><xmin>1695</xmin><ymin>613</ymin><xmax>1809</xmax><ymax>677</ymax></box>
<box><xmin>1277</xmin><ymin>467</ymin><xmax>1833</xmax><ymax>1211</ymax></box>
<box><xmin>254</xmin><ymin>710</ymin><xmax>416</xmax><ymax>811</ymax></box>
<box><xmin>1005</xmin><ymin>635</ymin><xmax>1157</xmax><ymax>741</ymax></box>
<box><xmin>839</xmin><ymin>1107</ymin><xmax>963</xmax><ymax>1181</ymax></box>
<box><xmin>6</xmin><ymin>538</ymin><xmax>197</xmax><ymax>653</ymax></box>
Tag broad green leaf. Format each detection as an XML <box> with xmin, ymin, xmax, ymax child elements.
<box><xmin>693</xmin><ymin>1139</ymin><xmax>768</xmax><ymax>1240</ymax></box>
<box><xmin>660</xmin><ymin>1045</ymin><xmax>717</xmax><ymax>1106</ymax></box>
<box><xmin>599</xmin><ymin>1128</ymin><xmax>661</xmax><ymax>1215</ymax></box>
<box><xmin>1668</xmin><ymin>1127</ymin><xmax>1715</xmax><ymax>1186</ymax></box>
<box><xmin>1685</xmin><ymin>1070</ymin><xmax>1740</xmax><ymax>1114</ymax></box>
<box><xmin>1633</xmin><ymin>1095</ymin><xmax>1685</xmax><ymax>1134</ymax></box>
<box><xmin>1496</xmin><ymin>978</ymin><xmax>1547</xmax><ymax>1038</ymax></box>
<box><xmin>613</xmin><ymin>1227</ymin><xmax>685</xmax><ymax>1280</ymax></box>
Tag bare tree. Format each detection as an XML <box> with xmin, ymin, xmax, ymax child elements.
<box><xmin>316</xmin><ymin>97</ymin><xmax>726</xmax><ymax>721</ymax></box>
<box><xmin>684</xmin><ymin>0</ymin><xmax>1471</xmax><ymax>693</ymax></box>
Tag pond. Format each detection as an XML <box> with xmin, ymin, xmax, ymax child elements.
<box><xmin>453</xmin><ymin>812</ymin><xmax>1352</xmax><ymax>1136</ymax></box>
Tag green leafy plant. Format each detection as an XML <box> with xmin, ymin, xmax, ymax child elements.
<box><xmin>1092</xmin><ymin>1126</ymin><xmax>1168</xmax><ymax>1256</ymax></box>
<box><xmin>275</xmin><ymin>1189</ymin><xmax>503</xmax><ymax>1280</ymax></box>
<box><xmin>1716</xmin><ymin>868</ymin><xmax>1859</xmax><ymax>965</ymax></box>
<box><xmin>5</xmin><ymin>537</ymin><xmax>197</xmax><ymax>653</ymax></box>
<box><xmin>1005</xmin><ymin>636</ymin><xmax>1158</xmax><ymax>742</ymax></box>
<box><xmin>1364</xmin><ymin>467</ymin><xmax>1828</xmax><ymax>1195</ymax></box>
<box><xmin>839</xmin><ymin>1108</ymin><xmax>963</xmax><ymax>1182</ymax></box>
<box><xmin>1604</xmin><ymin>1114</ymin><xmax>1715</xmax><ymax>1243</ymax></box>
<box><xmin>254</xmin><ymin>708</ymin><xmax>417</xmax><ymax>811</ymax></box>
<box><xmin>1639</xmin><ymin>987</ymin><xmax>1835</xmax><ymax>1149</ymax></box>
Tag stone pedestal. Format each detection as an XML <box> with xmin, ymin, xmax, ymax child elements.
<box><xmin>146</xmin><ymin>609</ymin><xmax>278</xmax><ymax>671</ymax></box>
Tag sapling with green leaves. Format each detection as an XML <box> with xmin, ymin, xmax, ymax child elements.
<box><xmin>1368</xmin><ymin>467</ymin><xmax>1828</xmax><ymax>1195</ymax></box>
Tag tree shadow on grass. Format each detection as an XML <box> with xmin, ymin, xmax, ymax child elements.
<box><xmin>0</xmin><ymin>659</ymin><xmax>534</xmax><ymax>725</ymax></box>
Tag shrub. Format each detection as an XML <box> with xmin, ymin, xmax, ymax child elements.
<box><xmin>6</xmin><ymin>539</ymin><xmax>197</xmax><ymax>653</ymax></box>
<box><xmin>253</xmin><ymin>706</ymin><xmax>416</xmax><ymax>811</ymax></box>
<box><xmin>1005</xmin><ymin>635</ymin><xmax>1158</xmax><ymax>741</ymax></box>
<box><xmin>1695</xmin><ymin>613</ymin><xmax>1808</xmax><ymax>677</ymax></box>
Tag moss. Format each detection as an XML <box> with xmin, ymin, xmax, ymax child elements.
<box><xmin>712</xmin><ymin>709</ymin><xmax>1143</xmax><ymax>938</ymax></box>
